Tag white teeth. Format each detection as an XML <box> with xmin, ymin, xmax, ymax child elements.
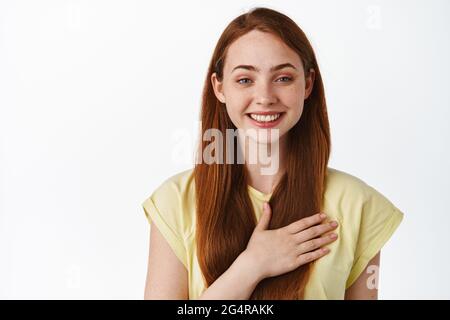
<box><xmin>249</xmin><ymin>113</ymin><xmax>281</xmax><ymax>122</ymax></box>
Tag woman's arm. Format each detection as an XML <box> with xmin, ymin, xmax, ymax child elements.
<box><xmin>144</xmin><ymin>221</ymin><xmax>189</xmax><ymax>299</ymax></box>
<box><xmin>197</xmin><ymin>250</ymin><xmax>262</xmax><ymax>300</ymax></box>
<box><xmin>144</xmin><ymin>222</ymin><xmax>261</xmax><ymax>300</ymax></box>
<box><xmin>344</xmin><ymin>251</ymin><xmax>380</xmax><ymax>300</ymax></box>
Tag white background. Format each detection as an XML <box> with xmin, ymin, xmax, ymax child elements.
<box><xmin>1</xmin><ymin>0</ymin><xmax>449</xmax><ymax>299</ymax></box>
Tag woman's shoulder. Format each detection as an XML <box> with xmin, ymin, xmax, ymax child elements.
<box><xmin>324</xmin><ymin>167</ymin><xmax>404</xmax><ymax>289</ymax></box>
<box><xmin>149</xmin><ymin>168</ymin><xmax>195</xmax><ymax>200</ymax></box>
<box><xmin>142</xmin><ymin>168</ymin><xmax>196</xmax><ymax>238</ymax></box>
<box><xmin>325</xmin><ymin>167</ymin><xmax>391</xmax><ymax>204</ymax></box>
<box><xmin>324</xmin><ymin>167</ymin><xmax>404</xmax><ymax>224</ymax></box>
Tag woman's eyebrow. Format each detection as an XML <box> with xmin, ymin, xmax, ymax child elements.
<box><xmin>231</xmin><ymin>63</ymin><xmax>297</xmax><ymax>73</ymax></box>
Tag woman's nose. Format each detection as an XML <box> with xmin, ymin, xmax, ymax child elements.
<box><xmin>255</xmin><ymin>82</ymin><xmax>278</xmax><ymax>106</ymax></box>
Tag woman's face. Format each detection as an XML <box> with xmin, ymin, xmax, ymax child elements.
<box><xmin>211</xmin><ymin>30</ymin><xmax>315</xmax><ymax>144</ymax></box>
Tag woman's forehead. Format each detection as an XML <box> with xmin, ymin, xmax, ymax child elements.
<box><xmin>224</xmin><ymin>31</ymin><xmax>303</xmax><ymax>74</ymax></box>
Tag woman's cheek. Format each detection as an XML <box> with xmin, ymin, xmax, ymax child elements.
<box><xmin>228</xmin><ymin>95</ymin><xmax>250</xmax><ymax>114</ymax></box>
<box><xmin>225</xmin><ymin>103</ymin><xmax>245</xmax><ymax>127</ymax></box>
<box><xmin>282</xmin><ymin>85</ymin><xmax>303</xmax><ymax>103</ymax></box>
<box><xmin>285</xmin><ymin>93</ymin><xmax>304</xmax><ymax>115</ymax></box>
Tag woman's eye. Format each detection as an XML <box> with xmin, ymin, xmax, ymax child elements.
<box><xmin>237</xmin><ymin>78</ymin><xmax>252</xmax><ymax>84</ymax></box>
<box><xmin>236</xmin><ymin>77</ymin><xmax>292</xmax><ymax>85</ymax></box>
<box><xmin>276</xmin><ymin>76</ymin><xmax>292</xmax><ymax>82</ymax></box>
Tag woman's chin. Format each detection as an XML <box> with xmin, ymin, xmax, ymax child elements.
<box><xmin>245</xmin><ymin>128</ymin><xmax>284</xmax><ymax>144</ymax></box>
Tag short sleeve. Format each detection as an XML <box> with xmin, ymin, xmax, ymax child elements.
<box><xmin>345</xmin><ymin>188</ymin><xmax>404</xmax><ymax>289</ymax></box>
<box><xmin>142</xmin><ymin>194</ymin><xmax>188</xmax><ymax>269</ymax></box>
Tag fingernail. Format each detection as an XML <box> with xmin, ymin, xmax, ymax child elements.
<box><xmin>320</xmin><ymin>213</ymin><xmax>327</xmax><ymax>219</ymax></box>
<box><xmin>330</xmin><ymin>221</ymin><xmax>338</xmax><ymax>227</ymax></box>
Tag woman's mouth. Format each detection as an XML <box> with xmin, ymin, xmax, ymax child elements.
<box><xmin>246</xmin><ymin>112</ymin><xmax>285</xmax><ymax>128</ymax></box>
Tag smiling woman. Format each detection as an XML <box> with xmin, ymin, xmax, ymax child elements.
<box><xmin>142</xmin><ymin>7</ymin><xmax>404</xmax><ymax>300</ymax></box>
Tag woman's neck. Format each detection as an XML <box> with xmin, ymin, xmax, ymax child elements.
<box><xmin>241</xmin><ymin>134</ymin><xmax>287</xmax><ymax>195</ymax></box>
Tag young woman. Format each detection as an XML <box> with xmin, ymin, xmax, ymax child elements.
<box><xmin>142</xmin><ymin>7</ymin><xmax>404</xmax><ymax>300</ymax></box>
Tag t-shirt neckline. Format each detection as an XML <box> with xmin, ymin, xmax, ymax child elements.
<box><xmin>247</xmin><ymin>184</ymin><xmax>273</xmax><ymax>201</ymax></box>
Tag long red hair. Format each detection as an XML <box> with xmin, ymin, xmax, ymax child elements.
<box><xmin>194</xmin><ymin>7</ymin><xmax>331</xmax><ymax>299</ymax></box>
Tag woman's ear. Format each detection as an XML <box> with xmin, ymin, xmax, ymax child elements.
<box><xmin>211</xmin><ymin>72</ymin><xmax>226</xmax><ymax>103</ymax></box>
<box><xmin>304</xmin><ymin>68</ymin><xmax>315</xmax><ymax>100</ymax></box>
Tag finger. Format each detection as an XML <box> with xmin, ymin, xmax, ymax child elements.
<box><xmin>296</xmin><ymin>232</ymin><xmax>338</xmax><ymax>255</ymax></box>
<box><xmin>255</xmin><ymin>202</ymin><xmax>272</xmax><ymax>231</ymax></box>
<box><xmin>286</xmin><ymin>213</ymin><xmax>327</xmax><ymax>234</ymax></box>
<box><xmin>296</xmin><ymin>247</ymin><xmax>330</xmax><ymax>265</ymax></box>
<box><xmin>294</xmin><ymin>220</ymin><xmax>338</xmax><ymax>243</ymax></box>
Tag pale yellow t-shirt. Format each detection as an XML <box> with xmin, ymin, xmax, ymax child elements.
<box><xmin>142</xmin><ymin>167</ymin><xmax>404</xmax><ymax>299</ymax></box>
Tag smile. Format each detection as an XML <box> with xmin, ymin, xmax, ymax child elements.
<box><xmin>249</xmin><ymin>113</ymin><xmax>282</xmax><ymax>122</ymax></box>
<box><xmin>245</xmin><ymin>112</ymin><xmax>285</xmax><ymax>128</ymax></box>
